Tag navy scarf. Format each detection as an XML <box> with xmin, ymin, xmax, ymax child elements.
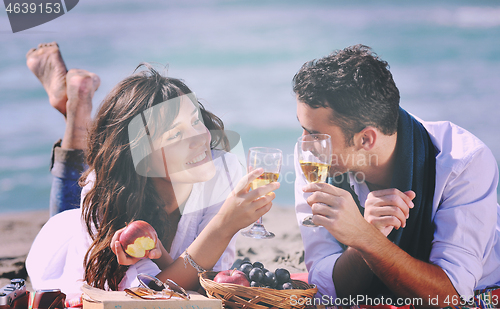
<box><xmin>329</xmin><ymin>107</ymin><xmax>436</xmax><ymax>299</ymax></box>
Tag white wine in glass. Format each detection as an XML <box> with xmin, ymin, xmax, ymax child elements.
<box><xmin>297</xmin><ymin>134</ymin><xmax>332</xmax><ymax>227</ymax></box>
<box><xmin>299</xmin><ymin>161</ymin><xmax>330</xmax><ymax>183</ymax></box>
<box><xmin>251</xmin><ymin>172</ymin><xmax>280</xmax><ymax>189</ymax></box>
<box><xmin>241</xmin><ymin>147</ymin><xmax>282</xmax><ymax>239</ymax></box>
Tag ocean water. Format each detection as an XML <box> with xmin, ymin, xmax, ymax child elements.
<box><xmin>0</xmin><ymin>0</ymin><xmax>499</xmax><ymax>213</ymax></box>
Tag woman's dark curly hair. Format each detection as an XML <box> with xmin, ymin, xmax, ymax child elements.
<box><xmin>80</xmin><ymin>63</ymin><xmax>228</xmax><ymax>290</ymax></box>
<box><xmin>293</xmin><ymin>44</ymin><xmax>400</xmax><ymax>145</ymax></box>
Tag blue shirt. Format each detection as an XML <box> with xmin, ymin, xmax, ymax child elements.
<box><xmin>295</xmin><ymin>118</ymin><xmax>500</xmax><ymax>299</ymax></box>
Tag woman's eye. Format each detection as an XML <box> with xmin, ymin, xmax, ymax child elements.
<box><xmin>167</xmin><ymin>131</ymin><xmax>181</xmax><ymax>140</ymax></box>
<box><xmin>193</xmin><ymin>119</ymin><xmax>201</xmax><ymax>126</ymax></box>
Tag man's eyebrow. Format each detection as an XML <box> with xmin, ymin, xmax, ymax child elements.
<box><xmin>296</xmin><ymin>115</ymin><xmax>319</xmax><ymax>134</ymax></box>
<box><xmin>169</xmin><ymin>107</ymin><xmax>200</xmax><ymax>130</ymax></box>
<box><xmin>303</xmin><ymin>127</ymin><xmax>321</xmax><ymax>134</ymax></box>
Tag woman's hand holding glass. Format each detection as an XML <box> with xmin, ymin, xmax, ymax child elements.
<box><xmin>240</xmin><ymin>147</ymin><xmax>282</xmax><ymax>238</ymax></box>
<box><xmin>110</xmin><ymin>166</ymin><xmax>279</xmax><ymax>279</ymax></box>
<box><xmin>217</xmin><ymin>167</ymin><xmax>280</xmax><ymax>237</ymax></box>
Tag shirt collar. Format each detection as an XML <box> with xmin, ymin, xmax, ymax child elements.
<box><xmin>348</xmin><ymin>172</ymin><xmax>370</xmax><ymax>208</ymax></box>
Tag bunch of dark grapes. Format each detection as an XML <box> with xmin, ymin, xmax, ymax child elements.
<box><xmin>238</xmin><ymin>261</ymin><xmax>293</xmax><ymax>290</ymax></box>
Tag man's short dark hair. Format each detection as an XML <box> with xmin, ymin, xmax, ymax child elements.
<box><xmin>293</xmin><ymin>44</ymin><xmax>400</xmax><ymax>146</ymax></box>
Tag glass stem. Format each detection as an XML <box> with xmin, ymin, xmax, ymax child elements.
<box><xmin>254</xmin><ymin>216</ymin><xmax>263</xmax><ymax>226</ymax></box>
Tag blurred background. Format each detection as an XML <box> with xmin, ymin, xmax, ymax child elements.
<box><xmin>1</xmin><ymin>0</ymin><xmax>499</xmax><ymax>213</ymax></box>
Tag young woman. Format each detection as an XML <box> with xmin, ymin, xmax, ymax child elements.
<box><xmin>26</xmin><ymin>43</ymin><xmax>279</xmax><ymax>298</ymax></box>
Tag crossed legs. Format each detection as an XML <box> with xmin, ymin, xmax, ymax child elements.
<box><xmin>27</xmin><ymin>42</ymin><xmax>100</xmax><ymax>215</ymax></box>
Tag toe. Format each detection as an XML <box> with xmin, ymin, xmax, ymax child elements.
<box><xmin>90</xmin><ymin>73</ymin><xmax>101</xmax><ymax>91</ymax></box>
<box><xmin>26</xmin><ymin>48</ymin><xmax>36</xmax><ymax>57</ymax></box>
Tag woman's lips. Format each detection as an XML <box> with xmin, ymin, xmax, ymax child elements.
<box><xmin>186</xmin><ymin>150</ymin><xmax>209</xmax><ymax>166</ymax></box>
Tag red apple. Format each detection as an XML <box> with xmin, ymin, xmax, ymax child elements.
<box><xmin>119</xmin><ymin>220</ymin><xmax>158</xmax><ymax>258</ymax></box>
<box><xmin>214</xmin><ymin>269</ymin><xmax>250</xmax><ymax>287</ymax></box>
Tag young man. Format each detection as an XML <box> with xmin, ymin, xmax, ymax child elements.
<box><xmin>293</xmin><ymin>44</ymin><xmax>500</xmax><ymax>307</ymax></box>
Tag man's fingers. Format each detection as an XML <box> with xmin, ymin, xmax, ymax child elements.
<box><xmin>404</xmin><ymin>190</ymin><xmax>416</xmax><ymax>202</ymax></box>
<box><xmin>306</xmin><ymin>191</ymin><xmax>344</xmax><ymax>208</ymax></box>
<box><xmin>367</xmin><ymin>194</ymin><xmax>411</xmax><ymax>219</ymax></box>
<box><xmin>311</xmin><ymin>202</ymin><xmax>332</xmax><ymax>216</ymax></box>
<box><xmin>368</xmin><ymin>189</ymin><xmax>414</xmax><ymax>219</ymax></box>
<box><xmin>310</xmin><ymin>214</ymin><xmax>328</xmax><ymax>227</ymax></box>
<box><xmin>309</xmin><ymin>202</ymin><xmax>342</xmax><ymax>228</ymax></box>
<box><xmin>302</xmin><ymin>182</ymin><xmax>347</xmax><ymax>196</ymax></box>
<box><xmin>367</xmin><ymin>205</ymin><xmax>407</xmax><ymax>228</ymax></box>
<box><xmin>369</xmin><ymin>188</ymin><xmax>415</xmax><ymax>209</ymax></box>
<box><xmin>372</xmin><ymin>216</ymin><xmax>403</xmax><ymax>230</ymax></box>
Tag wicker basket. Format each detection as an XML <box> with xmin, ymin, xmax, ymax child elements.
<box><xmin>199</xmin><ymin>271</ymin><xmax>318</xmax><ymax>309</ymax></box>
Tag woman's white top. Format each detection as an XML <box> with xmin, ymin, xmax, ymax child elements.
<box><xmin>26</xmin><ymin>151</ymin><xmax>243</xmax><ymax>298</ymax></box>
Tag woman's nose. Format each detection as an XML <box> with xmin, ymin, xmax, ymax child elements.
<box><xmin>188</xmin><ymin>126</ymin><xmax>209</xmax><ymax>148</ymax></box>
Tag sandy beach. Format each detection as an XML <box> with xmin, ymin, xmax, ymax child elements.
<box><xmin>0</xmin><ymin>210</ymin><xmax>50</xmax><ymax>291</ymax></box>
<box><xmin>0</xmin><ymin>205</ymin><xmax>306</xmax><ymax>292</ymax></box>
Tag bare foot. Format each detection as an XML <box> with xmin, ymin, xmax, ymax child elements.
<box><xmin>26</xmin><ymin>42</ymin><xmax>68</xmax><ymax>116</ymax></box>
<box><xmin>61</xmin><ymin>69</ymin><xmax>100</xmax><ymax>150</ymax></box>
<box><xmin>66</xmin><ymin>68</ymin><xmax>100</xmax><ymax>117</ymax></box>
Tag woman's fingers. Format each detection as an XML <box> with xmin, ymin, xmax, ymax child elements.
<box><xmin>219</xmin><ymin>168</ymin><xmax>281</xmax><ymax>231</ymax></box>
<box><xmin>147</xmin><ymin>247</ymin><xmax>162</xmax><ymax>260</ymax></box>
<box><xmin>111</xmin><ymin>227</ymin><xmax>142</xmax><ymax>265</ymax></box>
<box><xmin>232</xmin><ymin>167</ymin><xmax>280</xmax><ymax>206</ymax></box>
<box><xmin>233</xmin><ymin>168</ymin><xmax>264</xmax><ymax>194</ymax></box>
<box><xmin>247</xmin><ymin>182</ymin><xmax>280</xmax><ymax>200</ymax></box>
<box><xmin>110</xmin><ymin>227</ymin><xmax>126</xmax><ymax>254</ymax></box>
<box><xmin>251</xmin><ymin>192</ymin><xmax>276</xmax><ymax>215</ymax></box>
<box><xmin>113</xmin><ymin>241</ymin><xmax>137</xmax><ymax>265</ymax></box>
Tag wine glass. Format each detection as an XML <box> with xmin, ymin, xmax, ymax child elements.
<box><xmin>241</xmin><ymin>147</ymin><xmax>282</xmax><ymax>239</ymax></box>
<box><xmin>297</xmin><ymin>134</ymin><xmax>332</xmax><ymax>227</ymax></box>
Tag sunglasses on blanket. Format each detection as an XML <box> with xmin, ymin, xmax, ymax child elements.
<box><xmin>124</xmin><ymin>273</ymin><xmax>190</xmax><ymax>300</ymax></box>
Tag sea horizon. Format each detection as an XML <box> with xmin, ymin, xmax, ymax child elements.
<box><xmin>1</xmin><ymin>0</ymin><xmax>499</xmax><ymax>213</ymax></box>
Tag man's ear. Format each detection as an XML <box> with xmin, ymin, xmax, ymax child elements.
<box><xmin>356</xmin><ymin>127</ymin><xmax>377</xmax><ymax>151</ymax></box>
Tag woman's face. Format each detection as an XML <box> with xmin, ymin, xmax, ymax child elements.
<box><xmin>148</xmin><ymin>95</ymin><xmax>216</xmax><ymax>184</ymax></box>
